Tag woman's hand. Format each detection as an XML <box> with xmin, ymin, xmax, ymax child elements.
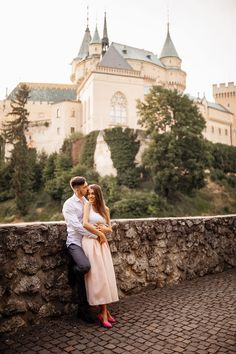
<box><xmin>97</xmin><ymin>231</ymin><xmax>106</xmax><ymax>245</ymax></box>
<box><xmin>96</xmin><ymin>223</ymin><xmax>111</xmax><ymax>234</ymax></box>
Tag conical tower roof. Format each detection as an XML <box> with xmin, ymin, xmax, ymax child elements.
<box><xmin>77</xmin><ymin>26</ymin><xmax>92</xmax><ymax>59</ymax></box>
<box><xmin>160</xmin><ymin>24</ymin><xmax>179</xmax><ymax>59</ymax></box>
<box><xmin>102</xmin><ymin>12</ymin><xmax>109</xmax><ymax>56</ymax></box>
<box><xmin>102</xmin><ymin>12</ymin><xmax>108</xmax><ymax>41</ymax></box>
<box><xmin>91</xmin><ymin>25</ymin><xmax>101</xmax><ymax>44</ymax></box>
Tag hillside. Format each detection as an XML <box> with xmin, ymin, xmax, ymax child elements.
<box><xmin>0</xmin><ymin>179</ymin><xmax>235</xmax><ymax>224</ymax></box>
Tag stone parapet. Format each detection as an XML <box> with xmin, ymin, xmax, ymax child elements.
<box><xmin>0</xmin><ymin>216</ymin><xmax>235</xmax><ymax>334</ymax></box>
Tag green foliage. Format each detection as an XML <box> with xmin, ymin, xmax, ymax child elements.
<box><xmin>80</xmin><ymin>130</ymin><xmax>99</xmax><ymax>168</ymax></box>
<box><xmin>104</xmin><ymin>127</ymin><xmax>140</xmax><ymax>188</ymax></box>
<box><xmin>32</xmin><ymin>151</ymin><xmax>48</xmax><ymax>191</ymax></box>
<box><xmin>0</xmin><ymin>162</ymin><xmax>14</xmax><ymax>201</ymax></box>
<box><xmin>98</xmin><ymin>176</ymin><xmax>120</xmax><ymax>205</ymax></box>
<box><xmin>110</xmin><ymin>189</ymin><xmax>166</xmax><ymax>218</ymax></box>
<box><xmin>45</xmin><ymin>170</ymin><xmax>72</xmax><ymax>202</ymax></box>
<box><xmin>71</xmin><ymin>163</ymin><xmax>99</xmax><ymax>184</ymax></box>
<box><xmin>2</xmin><ymin>84</ymin><xmax>33</xmax><ymax>215</ymax></box>
<box><xmin>207</xmin><ymin>141</ymin><xmax>236</xmax><ymax>173</ymax></box>
<box><xmin>0</xmin><ymin>135</ymin><xmax>5</xmax><ymax>168</ymax></box>
<box><xmin>137</xmin><ymin>85</ymin><xmax>209</xmax><ymax>198</ymax></box>
<box><xmin>43</xmin><ymin>152</ymin><xmax>58</xmax><ymax>183</ymax></box>
<box><xmin>44</xmin><ymin>149</ymin><xmax>73</xmax><ymax>202</ymax></box>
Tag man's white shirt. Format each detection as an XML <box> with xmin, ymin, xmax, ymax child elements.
<box><xmin>62</xmin><ymin>194</ymin><xmax>96</xmax><ymax>247</ymax></box>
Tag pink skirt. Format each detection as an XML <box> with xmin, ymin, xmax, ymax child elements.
<box><xmin>82</xmin><ymin>237</ymin><xmax>119</xmax><ymax>306</ymax></box>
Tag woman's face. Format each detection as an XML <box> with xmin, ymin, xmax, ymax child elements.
<box><xmin>88</xmin><ymin>187</ymin><xmax>96</xmax><ymax>205</ymax></box>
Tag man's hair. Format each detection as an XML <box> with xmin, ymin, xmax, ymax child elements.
<box><xmin>70</xmin><ymin>176</ymin><xmax>86</xmax><ymax>189</ymax></box>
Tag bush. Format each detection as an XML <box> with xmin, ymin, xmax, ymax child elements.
<box><xmin>110</xmin><ymin>190</ymin><xmax>165</xmax><ymax>218</ymax></box>
<box><xmin>71</xmin><ymin>164</ymin><xmax>99</xmax><ymax>184</ymax></box>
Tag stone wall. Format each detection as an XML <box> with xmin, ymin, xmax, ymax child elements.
<box><xmin>0</xmin><ymin>215</ymin><xmax>236</xmax><ymax>334</ymax></box>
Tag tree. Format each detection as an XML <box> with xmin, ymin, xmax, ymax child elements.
<box><xmin>137</xmin><ymin>86</ymin><xmax>209</xmax><ymax>198</ymax></box>
<box><xmin>2</xmin><ymin>83</ymin><xmax>33</xmax><ymax>214</ymax></box>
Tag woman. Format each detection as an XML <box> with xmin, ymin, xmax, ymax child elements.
<box><xmin>82</xmin><ymin>184</ymin><xmax>119</xmax><ymax>328</ymax></box>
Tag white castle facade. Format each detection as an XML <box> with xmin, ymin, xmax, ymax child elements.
<box><xmin>0</xmin><ymin>14</ymin><xmax>236</xmax><ymax>157</ymax></box>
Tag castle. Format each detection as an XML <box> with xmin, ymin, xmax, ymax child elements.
<box><xmin>0</xmin><ymin>13</ymin><xmax>235</xmax><ymax>158</ymax></box>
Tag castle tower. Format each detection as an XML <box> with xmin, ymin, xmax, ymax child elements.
<box><xmin>77</xmin><ymin>25</ymin><xmax>92</xmax><ymax>60</ymax></box>
<box><xmin>159</xmin><ymin>23</ymin><xmax>186</xmax><ymax>92</ymax></box>
<box><xmin>101</xmin><ymin>12</ymin><xmax>109</xmax><ymax>56</ymax></box>
<box><xmin>213</xmin><ymin>82</ymin><xmax>236</xmax><ymax>146</ymax></box>
<box><xmin>89</xmin><ymin>25</ymin><xmax>102</xmax><ymax>57</ymax></box>
<box><xmin>160</xmin><ymin>23</ymin><xmax>181</xmax><ymax>68</ymax></box>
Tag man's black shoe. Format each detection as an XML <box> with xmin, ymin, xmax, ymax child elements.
<box><xmin>77</xmin><ymin>310</ymin><xmax>95</xmax><ymax>323</ymax></box>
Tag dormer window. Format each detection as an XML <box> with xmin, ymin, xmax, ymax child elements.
<box><xmin>146</xmin><ymin>54</ymin><xmax>151</xmax><ymax>59</ymax></box>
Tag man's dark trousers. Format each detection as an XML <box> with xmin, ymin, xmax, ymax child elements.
<box><xmin>68</xmin><ymin>243</ymin><xmax>91</xmax><ymax>311</ymax></box>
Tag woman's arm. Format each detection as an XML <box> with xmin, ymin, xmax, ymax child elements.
<box><xmin>96</xmin><ymin>207</ymin><xmax>112</xmax><ymax>234</ymax></box>
<box><xmin>83</xmin><ymin>203</ymin><xmax>106</xmax><ymax>243</ymax></box>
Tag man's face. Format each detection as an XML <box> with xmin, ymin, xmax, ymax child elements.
<box><xmin>75</xmin><ymin>182</ymin><xmax>88</xmax><ymax>198</ymax></box>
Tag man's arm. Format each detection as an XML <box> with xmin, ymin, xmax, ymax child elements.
<box><xmin>62</xmin><ymin>202</ymin><xmax>97</xmax><ymax>238</ymax></box>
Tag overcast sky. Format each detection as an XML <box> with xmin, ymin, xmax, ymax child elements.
<box><xmin>0</xmin><ymin>0</ymin><xmax>235</xmax><ymax>101</ymax></box>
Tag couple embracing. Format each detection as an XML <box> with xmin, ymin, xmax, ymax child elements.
<box><xmin>62</xmin><ymin>176</ymin><xmax>118</xmax><ymax>329</ymax></box>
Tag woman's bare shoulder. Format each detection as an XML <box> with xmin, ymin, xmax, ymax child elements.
<box><xmin>84</xmin><ymin>202</ymin><xmax>91</xmax><ymax>210</ymax></box>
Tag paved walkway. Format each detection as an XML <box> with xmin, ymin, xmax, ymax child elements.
<box><xmin>1</xmin><ymin>268</ymin><xmax>236</xmax><ymax>354</ymax></box>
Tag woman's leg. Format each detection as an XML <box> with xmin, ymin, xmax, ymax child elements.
<box><xmin>100</xmin><ymin>304</ymin><xmax>108</xmax><ymax>321</ymax></box>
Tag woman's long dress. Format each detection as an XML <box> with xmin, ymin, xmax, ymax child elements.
<box><xmin>82</xmin><ymin>207</ymin><xmax>119</xmax><ymax>306</ymax></box>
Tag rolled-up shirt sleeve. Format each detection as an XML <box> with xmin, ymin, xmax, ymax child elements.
<box><xmin>62</xmin><ymin>202</ymin><xmax>97</xmax><ymax>239</ymax></box>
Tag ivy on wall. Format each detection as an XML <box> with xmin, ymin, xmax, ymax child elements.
<box><xmin>79</xmin><ymin>130</ymin><xmax>99</xmax><ymax>168</ymax></box>
<box><xmin>104</xmin><ymin>127</ymin><xmax>140</xmax><ymax>188</ymax></box>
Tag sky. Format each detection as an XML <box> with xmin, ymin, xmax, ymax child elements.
<box><xmin>0</xmin><ymin>0</ymin><xmax>235</xmax><ymax>101</ymax></box>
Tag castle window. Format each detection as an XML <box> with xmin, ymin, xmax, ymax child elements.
<box><xmin>57</xmin><ymin>128</ymin><xmax>60</xmax><ymax>135</ymax></box>
<box><xmin>225</xmin><ymin>129</ymin><xmax>228</xmax><ymax>136</ymax></box>
<box><xmin>71</xmin><ymin>127</ymin><xmax>75</xmax><ymax>134</ymax></box>
<box><xmin>110</xmin><ymin>92</ymin><xmax>127</xmax><ymax>125</ymax></box>
<box><xmin>56</xmin><ymin>109</ymin><xmax>60</xmax><ymax>118</ymax></box>
<box><xmin>218</xmin><ymin>128</ymin><xmax>221</xmax><ymax>135</ymax></box>
<box><xmin>71</xmin><ymin>109</ymin><xmax>75</xmax><ymax>117</ymax></box>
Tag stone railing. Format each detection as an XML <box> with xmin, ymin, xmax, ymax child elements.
<box><xmin>0</xmin><ymin>215</ymin><xmax>235</xmax><ymax>334</ymax></box>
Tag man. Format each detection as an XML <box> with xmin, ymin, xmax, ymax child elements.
<box><xmin>62</xmin><ymin>176</ymin><xmax>96</xmax><ymax>323</ymax></box>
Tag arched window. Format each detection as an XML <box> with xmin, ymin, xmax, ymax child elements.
<box><xmin>110</xmin><ymin>92</ymin><xmax>127</xmax><ymax>125</ymax></box>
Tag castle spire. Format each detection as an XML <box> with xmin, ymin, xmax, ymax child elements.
<box><xmin>91</xmin><ymin>24</ymin><xmax>101</xmax><ymax>44</ymax></box>
<box><xmin>160</xmin><ymin>23</ymin><xmax>179</xmax><ymax>59</ymax></box>
<box><xmin>102</xmin><ymin>12</ymin><xmax>109</xmax><ymax>56</ymax></box>
<box><xmin>77</xmin><ymin>8</ymin><xmax>92</xmax><ymax>59</ymax></box>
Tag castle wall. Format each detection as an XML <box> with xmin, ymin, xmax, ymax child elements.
<box><xmin>0</xmin><ymin>215</ymin><xmax>235</xmax><ymax>334</ymax></box>
<box><xmin>213</xmin><ymin>82</ymin><xmax>236</xmax><ymax>146</ymax></box>
<box><xmin>84</xmin><ymin>71</ymin><xmax>144</xmax><ymax>131</ymax></box>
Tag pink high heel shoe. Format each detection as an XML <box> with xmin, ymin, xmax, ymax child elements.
<box><xmin>97</xmin><ymin>313</ymin><xmax>112</xmax><ymax>328</ymax></box>
<box><xmin>107</xmin><ymin>315</ymin><xmax>116</xmax><ymax>324</ymax></box>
